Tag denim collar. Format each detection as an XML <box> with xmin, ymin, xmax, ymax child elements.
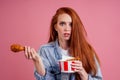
<box><xmin>54</xmin><ymin>40</ymin><xmax>62</xmax><ymax>60</ymax></box>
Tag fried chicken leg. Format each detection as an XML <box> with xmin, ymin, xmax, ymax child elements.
<box><xmin>10</xmin><ymin>44</ymin><xmax>25</xmax><ymax>52</ymax></box>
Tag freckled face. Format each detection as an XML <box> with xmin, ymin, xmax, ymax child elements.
<box><xmin>55</xmin><ymin>13</ymin><xmax>72</xmax><ymax>41</ymax></box>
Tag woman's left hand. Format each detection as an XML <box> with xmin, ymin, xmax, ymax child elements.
<box><xmin>71</xmin><ymin>61</ymin><xmax>88</xmax><ymax>80</ymax></box>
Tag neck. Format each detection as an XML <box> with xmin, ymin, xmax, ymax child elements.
<box><xmin>58</xmin><ymin>39</ymin><xmax>69</xmax><ymax>50</ymax></box>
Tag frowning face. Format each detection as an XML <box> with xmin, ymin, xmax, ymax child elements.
<box><xmin>55</xmin><ymin>13</ymin><xmax>72</xmax><ymax>42</ymax></box>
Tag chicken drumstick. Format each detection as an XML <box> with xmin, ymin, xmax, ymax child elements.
<box><xmin>10</xmin><ymin>44</ymin><xmax>25</xmax><ymax>52</ymax></box>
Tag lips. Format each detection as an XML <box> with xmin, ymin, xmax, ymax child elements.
<box><xmin>64</xmin><ymin>33</ymin><xmax>70</xmax><ymax>36</ymax></box>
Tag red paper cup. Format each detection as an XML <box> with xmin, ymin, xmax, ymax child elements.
<box><xmin>59</xmin><ymin>60</ymin><xmax>75</xmax><ymax>73</ymax></box>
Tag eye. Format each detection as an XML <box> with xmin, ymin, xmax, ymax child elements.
<box><xmin>69</xmin><ymin>23</ymin><xmax>72</xmax><ymax>27</ymax></box>
<box><xmin>59</xmin><ymin>22</ymin><xmax>65</xmax><ymax>26</ymax></box>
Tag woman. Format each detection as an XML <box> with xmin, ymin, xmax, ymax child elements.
<box><xmin>25</xmin><ymin>7</ymin><xmax>103</xmax><ymax>80</ymax></box>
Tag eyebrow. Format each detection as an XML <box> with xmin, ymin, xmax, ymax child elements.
<box><xmin>59</xmin><ymin>21</ymin><xmax>72</xmax><ymax>23</ymax></box>
<box><xmin>59</xmin><ymin>21</ymin><xmax>66</xmax><ymax>23</ymax></box>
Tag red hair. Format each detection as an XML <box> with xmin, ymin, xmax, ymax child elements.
<box><xmin>48</xmin><ymin>7</ymin><xmax>100</xmax><ymax>80</ymax></box>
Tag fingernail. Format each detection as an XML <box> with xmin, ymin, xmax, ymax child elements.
<box><xmin>72</xmin><ymin>61</ymin><xmax>75</xmax><ymax>63</ymax></box>
<box><xmin>71</xmin><ymin>67</ymin><xmax>75</xmax><ymax>71</ymax></box>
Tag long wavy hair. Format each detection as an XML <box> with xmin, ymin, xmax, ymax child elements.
<box><xmin>48</xmin><ymin>7</ymin><xmax>100</xmax><ymax>80</ymax></box>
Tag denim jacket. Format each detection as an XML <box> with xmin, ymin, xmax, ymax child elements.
<box><xmin>34</xmin><ymin>40</ymin><xmax>103</xmax><ymax>80</ymax></box>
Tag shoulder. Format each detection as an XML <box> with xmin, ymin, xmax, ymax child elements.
<box><xmin>37</xmin><ymin>41</ymin><xmax>58</xmax><ymax>57</ymax></box>
<box><xmin>38</xmin><ymin>41</ymin><xmax>57</xmax><ymax>52</ymax></box>
<box><xmin>41</xmin><ymin>41</ymin><xmax>56</xmax><ymax>48</ymax></box>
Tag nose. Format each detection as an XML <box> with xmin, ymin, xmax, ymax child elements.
<box><xmin>64</xmin><ymin>24</ymin><xmax>71</xmax><ymax>31</ymax></box>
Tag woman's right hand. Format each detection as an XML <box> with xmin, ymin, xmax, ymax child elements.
<box><xmin>24</xmin><ymin>46</ymin><xmax>40</xmax><ymax>62</ymax></box>
<box><xmin>24</xmin><ymin>46</ymin><xmax>46</xmax><ymax>76</ymax></box>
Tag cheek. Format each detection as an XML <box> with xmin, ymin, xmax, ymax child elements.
<box><xmin>57</xmin><ymin>30</ymin><xmax>63</xmax><ymax>35</ymax></box>
<box><xmin>70</xmin><ymin>27</ymin><xmax>72</xmax><ymax>31</ymax></box>
<box><xmin>56</xmin><ymin>27</ymin><xmax>63</xmax><ymax>33</ymax></box>
<box><xmin>57</xmin><ymin>29</ymin><xmax>64</xmax><ymax>37</ymax></box>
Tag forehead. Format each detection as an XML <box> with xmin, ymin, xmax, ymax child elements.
<box><xmin>57</xmin><ymin>13</ymin><xmax>72</xmax><ymax>22</ymax></box>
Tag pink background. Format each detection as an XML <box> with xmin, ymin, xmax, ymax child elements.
<box><xmin>0</xmin><ymin>0</ymin><xmax>120</xmax><ymax>80</ymax></box>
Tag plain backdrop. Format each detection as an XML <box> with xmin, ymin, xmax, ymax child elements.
<box><xmin>0</xmin><ymin>0</ymin><xmax>120</xmax><ymax>80</ymax></box>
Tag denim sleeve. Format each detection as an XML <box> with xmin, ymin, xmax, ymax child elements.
<box><xmin>34</xmin><ymin>69</ymin><xmax>56</xmax><ymax>80</ymax></box>
<box><xmin>34</xmin><ymin>70</ymin><xmax>45</xmax><ymax>80</ymax></box>
<box><xmin>34</xmin><ymin>47</ymin><xmax>55</xmax><ymax>80</ymax></box>
<box><xmin>88</xmin><ymin>57</ymin><xmax>103</xmax><ymax>80</ymax></box>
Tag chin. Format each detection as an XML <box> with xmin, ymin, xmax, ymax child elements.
<box><xmin>64</xmin><ymin>38</ymin><xmax>70</xmax><ymax>41</ymax></box>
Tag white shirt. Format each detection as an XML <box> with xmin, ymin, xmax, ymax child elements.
<box><xmin>59</xmin><ymin>47</ymin><xmax>74</xmax><ymax>60</ymax></box>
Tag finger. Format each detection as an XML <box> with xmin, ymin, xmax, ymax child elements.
<box><xmin>74</xmin><ymin>68</ymin><xmax>82</xmax><ymax>73</ymax></box>
<box><xmin>30</xmin><ymin>48</ymin><xmax>35</xmax><ymax>59</ymax></box>
<box><xmin>30</xmin><ymin>48</ymin><xmax>36</xmax><ymax>54</ymax></box>
<box><xmin>72</xmin><ymin>61</ymin><xmax>82</xmax><ymax>67</ymax></box>
<box><xmin>72</xmin><ymin>66</ymin><xmax>83</xmax><ymax>73</ymax></box>
<box><xmin>73</xmin><ymin>61</ymin><xmax>82</xmax><ymax>64</ymax></box>
<box><xmin>72</xmin><ymin>65</ymin><xmax>82</xmax><ymax>69</ymax></box>
<box><xmin>71</xmin><ymin>62</ymin><xmax>83</xmax><ymax>71</ymax></box>
<box><xmin>24</xmin><ymin>46</ymin><xmax>29</xmax><ymax>59</ymax></box>
<box><xmin>27</xmin><ymin>46</ymin><xmax>33</xmax><ymax>59</ymax></box>
<box><xmin>31</xmin><ymin>48</ymin><xmax>39</xmax><ymax>60</ymax></box>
